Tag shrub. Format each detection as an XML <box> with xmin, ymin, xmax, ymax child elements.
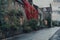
<box><xmin>28</xmin><ymin>19</ymin><xmax>38</xmax><ymax>30</ymax></box>
<box><xmin>23</xmin><ymin>21</ymin><xmax>32</xmax><ymax>33</ymax></box>
<box><xmin>0</xmin><ymin>9</ymin><xmax>24</xmax><ymax>38</ymax></box>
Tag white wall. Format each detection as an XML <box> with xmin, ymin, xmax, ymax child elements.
<box><xmin>52</xmin><ymin>2</ymin><xmax>60</xmax><ymax>11</ymax></box>
<box><xmin>52</xmin><ymin>12</ymin><xmax>60</xmax><ymax>21</ymax></box>
<box><xmin>52</xmin><ymin>1</ymin><xmax>60</xmax><ymax>21</ymax></box>
<box><xmin>33</xmin><ymin>0</ymin><xmax>53</xmax><ymax>8</ymax></box>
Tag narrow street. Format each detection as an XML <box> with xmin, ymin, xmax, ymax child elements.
<box><xmin>0</xmin><ymin>0</ymin><xmax>60</xmax><ymax>40</ymax></box>
<box><xmin>4</xmin><ymin>27</ymin><xmax>60</xmax><ymax>40</ymax></box>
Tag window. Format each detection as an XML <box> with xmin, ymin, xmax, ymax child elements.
<box><xmin>53</xmin><ymin>0</ymin><xmax>60</xmax><ymax>2</ymax></box>
<box><xmin>28</xmin><ymin>0</ymin><xmax>32</xmax><ymax>5</ymax></box>
<box><xmin>57</xmin><ymin>0</ymin><xmax>60</xmax><ymax>2</ymax></box>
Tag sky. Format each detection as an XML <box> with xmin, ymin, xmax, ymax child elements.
<box><xmin>33</xmin><ymin>0</ymin><xmax>53</xmax><ymax>8</ymax></box>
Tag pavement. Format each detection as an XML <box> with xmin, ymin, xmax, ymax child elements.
<box><xmin>2</xmin><ymin>27</ymin><xmax>60</xmax><ymax>40</ymax></box>
<box><xmin>49</xmin><ymin>27</ymin><xmax>60</xmax><ymax>40</ymax></box>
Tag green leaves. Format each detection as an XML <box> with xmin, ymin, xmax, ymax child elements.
<box><xmin>0</xmin><ymin>9</ymin><xmax>23</xmax><ymax>30</ymax></box>
<box><xmin>24</xmin><ymin>19</ymin><xmax>38</xmax><ymax>30</ymax></box>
